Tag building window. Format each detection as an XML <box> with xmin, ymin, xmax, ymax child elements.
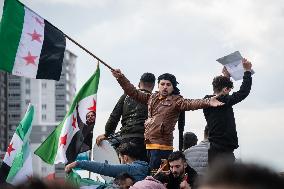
<box><xmin>42</xmin><ymin>82</ymin><xmax>47</xmax><ymax>89</ymax></box>
<box><xmin>26</xmin><ymin>89</ymin><xmax>30</xmax><ymax>94</ymax></box>
<box><xmin>42</xmin><ymin>104</ymin><xmax>47</xmax><ymax>110</ymax></box>
<box><xmin>42</xmin><ymin>114</ymin><xmax>46</xmax><ymax>120</ymax></box>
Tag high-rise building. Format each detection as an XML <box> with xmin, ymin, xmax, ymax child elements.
<box><xmin>6</xmin><ymin>50</ymin><xmax>76</xmax><ymax>178</ymax></box>
<box><xmin>0</xmin><ymin>71</ymin><xmax>8</xmax><ymax>158</ymax></box>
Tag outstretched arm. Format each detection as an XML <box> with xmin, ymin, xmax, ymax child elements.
<box><xmin>65</xmin><ymin>161</ymin><xmax>132</xmax><ymax>178</ymax></box>
<box><xmin>175</xmin><ymin>96</ymin><xmax>224</xmax><ymax>111</ymax></box>
<box><xmin>112</xmin><ymin>69</ymin><xmax>150</xmax><ymax>104</ymax></box>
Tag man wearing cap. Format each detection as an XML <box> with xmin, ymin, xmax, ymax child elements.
<box><xmin>111</xmin><ymin>69</ymin><xmax>224</xmax><ymax>170</ymax></box>
<box><xmin>96</xmin><ymin>72</ymin><xmax>156</xmax><ymax>162</ymax></box>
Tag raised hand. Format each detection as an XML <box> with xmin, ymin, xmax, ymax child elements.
<box><xmin>111</xmin><ymin>69</ymin><xmax>122</xmax><ymax>79</ymax></box>
<box><xmin>242</xmin><ymin>58</ymin><xmax>252</xmax><ymax>71</ymax></box>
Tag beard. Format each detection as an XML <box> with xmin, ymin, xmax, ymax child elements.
<box><xmin>172</xmin><ymin>169</ymin><xmax>185</xmax><ymax>179</ymax></box>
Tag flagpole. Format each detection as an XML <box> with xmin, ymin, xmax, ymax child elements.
<box><xmin>63</xmin><ymin>33</ymin><xmax>114</xmax><ymax>71</ymax></box>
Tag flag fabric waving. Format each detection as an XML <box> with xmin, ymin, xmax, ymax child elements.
<box><xmin>35</xmin><ymin>65</ymin><xmax>100</xmax><ymax>164</ymax></box>
<box><xmin>0</xmin><ymin>0</ymin><xmax>66</xmax><ymax>80</ymax></box>
<box><xmin>0</xmin><ymin>104</ymin><xmax>34</xmax><ymax>185</ymax></box>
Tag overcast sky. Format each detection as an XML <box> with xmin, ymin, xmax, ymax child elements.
<box><xmin>1</xmin><ymin>0</ymin><xmax>284</xmax><ymax>171</ymax></box>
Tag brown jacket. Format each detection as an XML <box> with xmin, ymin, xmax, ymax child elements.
<box><xmin>116</xmin><ymin>74</ymin><xmax>211</xmax><ymax>146</ymax></box>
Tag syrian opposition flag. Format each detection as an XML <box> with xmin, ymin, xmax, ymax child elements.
<box><xmin>0</xmin><ymin>104</ymin><xmax>34</xmax><ymax>185</ymax></box>
<box><xmin>35</xmin><ymin>65</ymin><xmax>100</xmax><ymax>164</ymax></box>
<box><xmin>0</xmin><ymin>0</ymin><xmax>66</xmax><ymax>80</ymax></box>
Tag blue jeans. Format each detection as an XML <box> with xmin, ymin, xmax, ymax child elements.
<box><xmin>147</xmin><ymin>149</ymin><xmax>173</xmax><ymax>170</ymax></box>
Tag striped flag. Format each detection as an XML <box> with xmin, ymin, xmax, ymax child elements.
<box><xmin>0</xmin><ymin>0</ymin><xmax>66</xmax><ymax>80</ymax></box>
<box><xmin>35</xmin><ymin>65</ymin><xmax>100</xmax><ymax>164</ymax></box>
<box><xmin>0</xmin><ymin>104</ymin><xmax>34</xmax><ymax>185</ymax></box>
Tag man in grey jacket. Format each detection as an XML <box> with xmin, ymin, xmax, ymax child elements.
<box><xmin>184</xmin><ymin>126</ymin><xmax>210</xmax><ymax>176</ymax></box>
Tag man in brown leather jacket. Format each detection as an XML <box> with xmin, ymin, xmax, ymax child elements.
<box><xmin>112</xmin><ymin>69</ymin><xmax>223</xmax><ymax>170</ymax></box>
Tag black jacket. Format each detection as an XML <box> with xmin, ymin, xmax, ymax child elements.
<box><xmin>203</xmin><ymin>71</ymin><xmax>252</xmax><ymax>150</ymax></box>
<box><xmin>167</xmin><ymin>165</ymin><xmax>197</xmax><ymax>189</ymax></box>
<box><xmin>105</xmin><ymin>89</ymin><xmax>150</xmax><ymax>139</ymax></box>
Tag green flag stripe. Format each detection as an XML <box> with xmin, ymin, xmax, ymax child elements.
<box><xmin>34</xmin><ymin>125</ymin><xmax>62</xmax><ymax>164</ymax></box>
<box><xmin>0</xmin><ymin>0</ymin><xmax>25</xmax><ymax>72</ymax></box>
<box><xmin>15</xmin><ymin>105</ymin><xmax>34</xmax><ymax>141</ymax></box>
<box><xmin>67</xmin><ymin>66</ymin><xmax>100</xmax><ymax>117</ymax></box>
<box><xmin>6</xmin><ymin>143</ymin><xmax>29</xmax><ymax>182</ymax></box>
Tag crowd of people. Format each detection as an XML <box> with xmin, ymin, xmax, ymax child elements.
<box><xmin>3</xmin><ymin>58</ymin><xmax>284</xmax><ymax>188</ymax></box>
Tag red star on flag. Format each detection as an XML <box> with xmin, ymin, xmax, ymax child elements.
<box><xmin>27</xmin><ymin>30</ymin><xmax>42</xmax><ymax>43</ymax></box>
<box><xmin>34</xmin><ymin>16</ymin><xmax>44</xmax><ymax>26</ymax></box>
<box><xmin>60</xmin><ymin>134</ymin><xmax>67</xmax><ymax>146</ymax></box>
<box><xmin>23</xmin><ymin>51</ymin><xmax>38</xmax><ymax>66</ymax></box>
<box><xmin>71</xmin><ymin>115</ymin><xmax>77</xmax><ymax>129</ymax></box>
<box><xmin>7</xmin><ymin>143</ymin><xmax>15</xmax><ymax>156</ymax></box>
<box><xmin>88</xmin><ymin>98</ymin><xmax>97</xmax><ymax>112</ymax></box>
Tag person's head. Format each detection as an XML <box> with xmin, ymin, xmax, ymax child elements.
<box><xmin>138</xmin><ymin>72</ymin><xmax>156</xmax><ymax>92</ymax></box>
<box><xmin>114</xmin><ymin>173</ymin><xmax>135</xmax><ymax>189</ymax></box>
<box><xmin>198</xmin><ymin>162</ymin><xmax>284</xmax><ymax>189</ymax></box>
<box><xmin>204</xmin><ymin>125</ymin><xmax>209</xmax><ymax>139</ymax></box>
<box><xmin>212</xmin><ymin>75</ymin><xmax>233</xmax><ymax>95</ymax></box>
<box><xmin>168</xmin><ymin>151</ymin><xmax>187</xmax><ymax>179</ymax></box>
<box><xmin>158</xmin><ymin>73</ymin><xmax>180</xmax><ymax>97</ymax></box>
<box><xmin>86</xmin><ymin>111</ymin><xmax>96</xmax><ymax>125</ymax></box>
<box><xmin>117</xmin><ymin>142</ymin><xmax>141</xmax><ymax>164</ymax></box>
<box><xmin>183</xmin><ymin>132</ymin><xmax>198</xmax><ymax>150</ymax></box>
<box><xmin>11</xmin><ymin>178</ymin><xmax>78</xmax><ymax>189</ymax></box>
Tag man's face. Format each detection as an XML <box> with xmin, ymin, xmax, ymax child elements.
<box><xmin>169</xmin><ymin>159</ymin><xmax>187</xmax><ymax>178</ymax></box>
<box><xmin>119</xmin><ymin>178</ymin><xmax>134</xmax><ymax>189</ymax></box>
<box><xmin>86</xmin><ymin>111</ymin><xmax>96</xmax><ymax>125</ymax></box>
<box><xmin>158</xmin><ymin>80</ymin><xmax>174</xmax><ymax>97</ymax></box>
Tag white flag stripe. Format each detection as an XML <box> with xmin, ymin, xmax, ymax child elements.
<box><xmin>54</xmin><ymin>112</ymin><xmax>80</xmax><ymax>164</ymax></box>
<box><xmin>3</xmin><ymin>134</ymin><xmax>23</xmax><ymax>167</ymax></box>
<box><xmin>78</xmin><ymin>94</ymin><xmax>97</xmax><ymax>124</ymax></box>
<box><xmin>8</xmin><ymin>150</ymin><xmax>33</xmax><ymax>185</ymax></box>
<box><xmin>12</xmin><ymin>7</ymin><xmax>44</xmax><ymax>78</ymax></box>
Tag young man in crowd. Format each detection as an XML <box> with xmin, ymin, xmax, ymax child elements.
<box><xmin>65</xmin><ymin>142</ymin><xmax>149</xmax><ymax>182</ymax></box>
<box><xmin>167</xmin><ymin>151</ymin><xmax>197</xmax><ymax>189</ymax></box>
<box><xmin>203</xmin><ymin>59</ymin><xmax>253</xmax><ymax>164</ymax></box>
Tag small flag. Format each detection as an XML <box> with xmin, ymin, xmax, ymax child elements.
<box><xmin>0</xmin><ymin>0</ymin><xmax>66</xmax><ymax>80</ymax></box>
<box><xmin>0</xmin><ymin>104</ymin><xmax>34</xmax><ymax>185</ymax></box>
<box><xmin>35</xmin><ymin>65</ymin><xmax>100</xmax><ymax>164</ymax></box>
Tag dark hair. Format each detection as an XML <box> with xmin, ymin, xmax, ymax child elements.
<box><xmin>199</xmin><ymin>162</ymin><xmax>284</xmax><ymax>189</ymax></box>
<box><xmin>117</xmin><ymin>142</ymin><xmax>141</xmax><ymax>160</ymax></box>
<box><xmin>168</xmin><ymin>151</ymin><xmax>186</xmax><ymax>162</ymax></box>
<box><xmin>183</xmin><ymin>132</ymin><xmax>198</xmax><ymax>150</ymax></box>
<box><xmin>140</xmin><ymin>72</ymin><xmax>156</xmax><ymax>83</ymax></box>
<box><xmin>113</xmin><ymin>172</ymin><xmax>135</xmax><ymax>185</ymax></box>
<box><xmin>212</xmin><ymin>75</ymin><xmax>233</xmax><ymax>93</ymax></box>
<box><xmin>158</xmin><ymin>73</ymin><xmax>180</xmax><ymax>95</ymax></box>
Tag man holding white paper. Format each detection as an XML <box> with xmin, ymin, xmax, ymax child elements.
<box><xmin>203</xmin><ymin>58</ymin><xmax>253</xmax><ymax>165</ymax></box>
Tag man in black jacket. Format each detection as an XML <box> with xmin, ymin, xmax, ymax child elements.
<box><xmin>203</xmin><ymin>58</ymin><xmax>253</xmax><ymax>164</ymax></box>
<box><xmin>96</xmin><ymin>72</ymin><xmax>156</xmax><ymax>161</ymax></box>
